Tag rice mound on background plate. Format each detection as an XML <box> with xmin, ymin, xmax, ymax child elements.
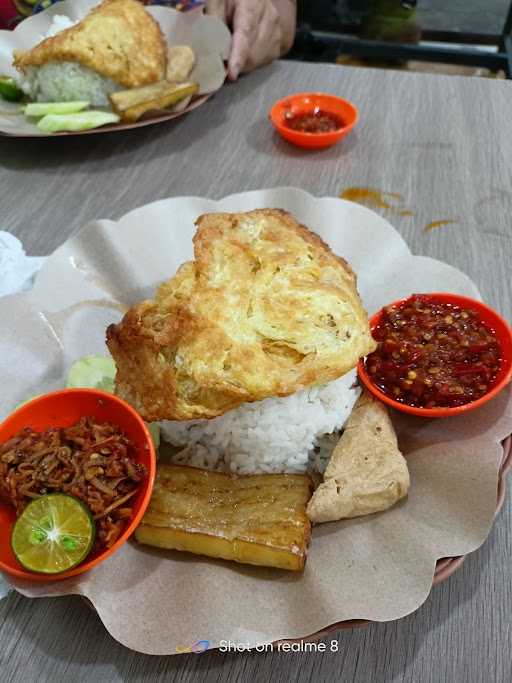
<box><xmin>160</xmin><ymin>371</ymin><xmax>360</xmax><ymax>475</ymax></box>
<box><xmin>22</xmin><ymin>62</ymin><xmax>120</xmax><ymax>107</ymax></box>
<box><xmin>19</xmin><ymin>16</ymin><xmax>121</xmax><ymax>107</ymax></box>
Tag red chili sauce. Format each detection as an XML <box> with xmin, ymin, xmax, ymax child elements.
<box><xmin>365</xmin><ymin>295</ymin><xmax>502</xmax><ymax>408</ymax></box>
<box><xmin>283</xmin><ymin>108</ymin><xmax>343</xmax><ymax>133</ymax></box>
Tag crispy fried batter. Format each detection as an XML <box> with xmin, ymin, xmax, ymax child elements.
<box><xmin>13</xmin><ymin>0</ymin><xmax>167</xmax><ymax>89</ymax></box>
<box><xmin>106</xmin><ymin>209</ymin><xmax>376</xmax><ymax>421</ymax></box>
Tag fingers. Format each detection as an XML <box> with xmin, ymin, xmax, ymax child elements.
<box><xmin>238</xmin><ymin>1</ymin><xmax>281</xmax><ymax>76</ymax></box>
<box><xmin>252</xmin><ymin>2</ymin><xmax>281</xmax><ymax>67</ymax></box>
<box><xmin>227</xmin><ymin>0</ymin><xmax>262</xmax><ymax>80</ymax></box>
<box><xmin>205</xmin><ymin>0</ymin><xmax>227</xmax><ymax>22</ymax></box>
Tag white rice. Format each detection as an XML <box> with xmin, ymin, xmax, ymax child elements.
<box><xmin>160</xmin><ymin>371</ymin><xmax>360</xmax><ymax>475</ymax></box>
<box><xmin>19</xmin><ymin>16</ymin><xmax>120</xmax><ymax>107</ymax></box>
<box><xmin>22</xmin><ymin>62</ymin><xmax>120</xmax><ymax>107</ymax></box>
<box><xmin>23</xmin><ymin>61</ymin><xmax>121</xmax><ymax>107</ymax></box>
<box><xmin>41</xmin><ymin>14</ymin><xmax>75</xmax><ymax>38</ymax></box>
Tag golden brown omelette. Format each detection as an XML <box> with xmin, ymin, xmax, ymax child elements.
<box><xmin>14</xmin><ymin>0</ymin><xmax>167</xmax><ymax>89</ymax></box>
<box><xmin>106</xmin><ymin>209</ymin><xmax>376</xmax><ymax>421</ymax></box>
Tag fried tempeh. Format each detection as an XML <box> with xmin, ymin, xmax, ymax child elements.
<box><xmin>135</xmin><ymin>464</ymin><xmax>313</xmax><ymax>571</ymax></box>
<box><xmin>307</xmin><ymin>390</ymin><xmax>410</xmax><ymax>523</ymax></box>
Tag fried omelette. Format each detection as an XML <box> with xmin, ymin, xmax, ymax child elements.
<box><xmin>13</xmin><ymin>0</ymin><xmax>167</xmax><ymax>89</ymax></box>
<box><xmin>106</xmin><ymin>209</ymin><xmax>376</xmax><ymax>421</ymax></box>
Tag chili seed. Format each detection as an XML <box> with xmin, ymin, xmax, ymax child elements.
<box><xmin>366</xmin><ymin>296</ymin><xmax>500</xmax><ymax>409</ymax></box>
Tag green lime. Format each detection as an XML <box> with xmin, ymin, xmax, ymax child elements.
<box><xmin>11</xmin><ymin>494</ymin><xmax>95</xmax><ymax>574</ymax></box>
<box><xmin>0</xmin><ymin>77</ymin><xmax>23</xmax><ymax>102</ymax></box>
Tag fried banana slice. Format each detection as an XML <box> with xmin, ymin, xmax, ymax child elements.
<box><xmin>135</xmin><ymin>464</ymin><xmax>313</xmax><ymax>571</ymax></box>
<box><xmin>110</xmin><ymin>80</ymin><xmax>198</xmax><ymax>122</ymax></box>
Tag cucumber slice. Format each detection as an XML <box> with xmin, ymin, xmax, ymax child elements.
<box><xmin>11</xmin><ymin>494</ymin><xmax>95</xmax><ymax>574</ymax></box>
<box><xmin>25</xmin><ymin>101</ymin><xmax>89</xmax><ymax>117</ymax></box>
<box><xmin>147</xmin><ymin>422</ymin><xmax>161</xmax><ymax>450</ymax></box>
<box><xmin>37</xmin><ymin>111</ymin><xmax>120</xmax><ymax>132</ymax></box>
<box><xmin>66</xmin><ymin>355</ymin><xmax>160</xmax><ymax>449</ymax></box>
<box><xmin>67</xmin><ymin>355</ymin><xmax>116</xmax><ymax>392</ymax></box>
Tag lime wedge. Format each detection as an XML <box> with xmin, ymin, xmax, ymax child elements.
<box><xmin>0</xmin><ymin>77</ymin><xmax>23</xmax><ymax>102</ymax></box>
<box><xmin>11</xmin><ymin>494</ymin><xmax>95</xmax><ymax>574</ymax></box>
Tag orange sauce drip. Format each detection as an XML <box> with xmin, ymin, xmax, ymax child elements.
<box><xmin>340</xmin><ymin>187</ymin><xmax>413</xmax><ymax>217</ymax></box>
<box><xmin>425</xmin><ymin>219</ymin><xmax>458</xmax><ymax>231</ymax></box>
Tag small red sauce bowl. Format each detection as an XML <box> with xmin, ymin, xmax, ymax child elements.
<box><xmin>0</xmin><ymin>388</ymin><xmax>156</xmax><ymax>582</ymax></box>
<box><xmin>269</xmin><ymin>92</ymin><xmax>358</xmax><ymax>149</ymax></box>
<box><xmin>358</xmin><ymin>293</ymin><xmax>512</xmax><ymax>418</ymax></box>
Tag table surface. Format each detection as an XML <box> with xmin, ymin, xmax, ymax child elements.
<box><xmin>1</xmin><ymin>60</ymin><xmax>511</xmax><ymax>683</ymax></box>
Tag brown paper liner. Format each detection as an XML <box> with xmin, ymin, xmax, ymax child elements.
<box><xmin>78</xmin><ymin>435</ymin><xmax>511</xmax><ymax>644</ymax></box>
<box><xmin>276</xmin><ymin>434</ymin><xmax>512</xmax><ymax>644</ymax></box>
<box><xmin>2</xmin><ymin>189</ymin><xmax>510</xmax><ymax>654</ymax></box>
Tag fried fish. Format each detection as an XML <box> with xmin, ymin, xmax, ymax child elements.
<box><xmin>106</xmin><ymin>209</ymin><xmax>376</xmax><ymax>421</ymax></box>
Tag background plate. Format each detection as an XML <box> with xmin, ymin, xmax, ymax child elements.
<box><xmin>0</xmin><ymin>0</ymin><xmax>231</xmax><ymax>137</ymax></box>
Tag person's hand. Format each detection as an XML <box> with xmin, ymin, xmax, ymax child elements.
<box><xmin>207</xmin><ymin>0</ymin><xmax>296</xmax><ymax>81</ymax></box>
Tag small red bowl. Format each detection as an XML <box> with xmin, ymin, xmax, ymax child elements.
<box><xmin>269</xmin><ymin>92</ymin><xmax>358</xmax><ymax>149</ymax></box>
<box><xmin>358</xmin><ymin>293</ymin><xmax>512</xmax><ymax>418</ymax></box>
<box><xmin>0</xmin><ymin>388</ymin><xmax>156</xmax><ymax>582</ymax></box>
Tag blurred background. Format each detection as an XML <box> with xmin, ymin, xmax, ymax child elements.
<box><xmin>289</xmin><ymin>0</ymin><xmax>512</xmax><ymax>78</ymax></box>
